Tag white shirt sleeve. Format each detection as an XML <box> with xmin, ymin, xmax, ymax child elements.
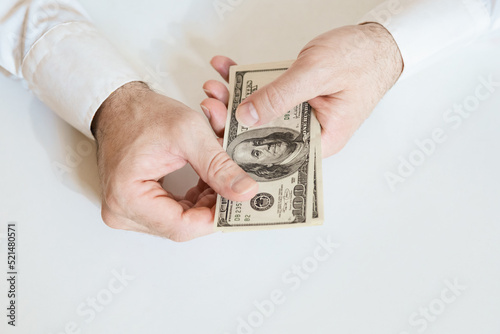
<box><xmin>0</xmin><ymin>0</ymin><xmax>145</xmax><ymax>138</ymax></box>
<box><xmin>361</xmin><ymin>0</ymin><xmax>500</xmax><ymax>78</ymax></box>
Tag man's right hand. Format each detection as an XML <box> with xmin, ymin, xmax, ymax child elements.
<box><xmin>92</xmin><ymin>82</ymin><xmax>258</xmax><ymax>242</ymax></box>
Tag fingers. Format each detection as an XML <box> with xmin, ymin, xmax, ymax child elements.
<box><xmin>210</xmin><ymin>56</ymin><xmax>237</xmax><ymax>83</ymax></box>
<box><xmin>200</xmin><ymin>98</ymin><xmax>229</xmax><ymax>137</ymax></box>
<box><xmin>101</xmin><ymin>202</ymin><xmax>150</xmax><ymax>233</ymax></box>
<box><xmin>203</xmin><ymin>80</ymin><xmax>230</xmax><ymax>106</ymax></box>
<box><xmin>235</xmin><ymin>60</ymin><xmax>323</xmax><ymax>127</ymax></box>
<box><xmin>194</xmin><ymin>192</ymin><xmax>216</xmax><ymax>208</ymax></box>
<box><xmin>186</xmin><ymin>135</ymin><xmax>258</xmax><ymax>203</ymax></box>
<box><xmin>310</xmin><ymin>96</ymin><xmax>367</xmax><ymax>158</ymax></box>
<box><xmin>102</xmin><ymin>180</ymin><xmax>215</xmax><ymax>242</ymax></box>
<box><xmin>201</xmin><ymin>77</ymin><xmax>231</xmax><ymax>137</ymax></box>
<box><xmin>185</xmin><ymin>180</ymin><xmax>214</xmax><ymax>204</ymax></box>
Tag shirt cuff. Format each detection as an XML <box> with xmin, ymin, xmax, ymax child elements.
<box><xmin>360</xmin><ymin>0</ymin><xmax>491</xmax><ymax>78</ymax></box>
<box><xmin>21</xmin><ymin>21</ymin><xmax>145</xmax><ymax>139</ymax></box>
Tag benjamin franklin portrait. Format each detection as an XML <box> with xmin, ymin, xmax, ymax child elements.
<box><xmin>227</xmin><ymin>127</ymin><xmax>309</xmax><ymax>182</ymax></box>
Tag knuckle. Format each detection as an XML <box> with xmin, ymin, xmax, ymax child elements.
<box><xmin>103</xmin><ymin>191</ymin><xmax>121</xmax><ymax>213</ymax></box>
<box><xmin>101</xmin><ymin>207</ymin><xmax>123</xmax><ymax>230</ymax></box>
<box><xmin>157</xmin><ymin>221</ymin><xmax>193</xmax><ymax>243</ymax></box>
<box><xmin>168</xmin><ymin>231</ymin><xmax>192</xmax><ymax>243</ymax></box>
<box><xmin>207</xmin><ymin>150</ymin><xmax>234</xmax><ymax>183</ymax></box>
<box><xmin>102</xmin><ymin>183</ymin><xmax>135</xmax><ymax>219</ymax></box>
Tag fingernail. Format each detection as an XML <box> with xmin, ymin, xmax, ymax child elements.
<box><xmin>236</xmin><ymin>102</ymin><xmax>258</xmax><ymax>126</ymax></box>
<box><xmin>200</xmin><ymin>104</ymin><xmax>211</xmax><ymax>120</ymax></box>
<box><xmin>203</xmin><ymin>89</ymin><xmax>214</xmax><ymax>98</ymax></box>
<box><xmin>231</xmin><ymin>174</ymin><xmax>256</xmax><ymax>194</ymax></box>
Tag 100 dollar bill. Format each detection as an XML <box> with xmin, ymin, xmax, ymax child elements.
<box><xmin>214</xmin><ymin>61</ymin><xmax>323</xmax><ymax>231</ymax></box>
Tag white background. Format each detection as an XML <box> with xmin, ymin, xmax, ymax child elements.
<box><xmin>1</xmin><ymin>0</ymin><xmax>500</xmax><ymax>333</ymax></box>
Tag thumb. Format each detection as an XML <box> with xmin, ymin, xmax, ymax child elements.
<box><xmin>235</xmin><ymin>61</ymin><xmax>319</xmax><ymax>127</ymax></box>
<box><xmin>187</xmin><ymin>136</ymin><xmax>258</xmax><ymax>202</ymax></box>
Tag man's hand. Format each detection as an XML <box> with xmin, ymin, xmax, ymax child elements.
<box><xmin>92</xmin><ymin>82</ymin><xmax>258</xmax><ymax>242</ymax></box>
<box><xmin>200</xmin><ymin>23</ymin><xmax>403</xmax><ymax>157</ymax></box>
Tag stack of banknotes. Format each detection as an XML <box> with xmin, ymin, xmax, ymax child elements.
<box><xmin>214</xmin><ymin>61</ymin><xmax>324</xmax><ymax>231</ymax></box>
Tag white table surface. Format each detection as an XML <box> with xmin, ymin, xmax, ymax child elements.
<box><xmin>1</xmin><ymin>0</ymin><xmax>500</xmax><ymax>333</ymax></box>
